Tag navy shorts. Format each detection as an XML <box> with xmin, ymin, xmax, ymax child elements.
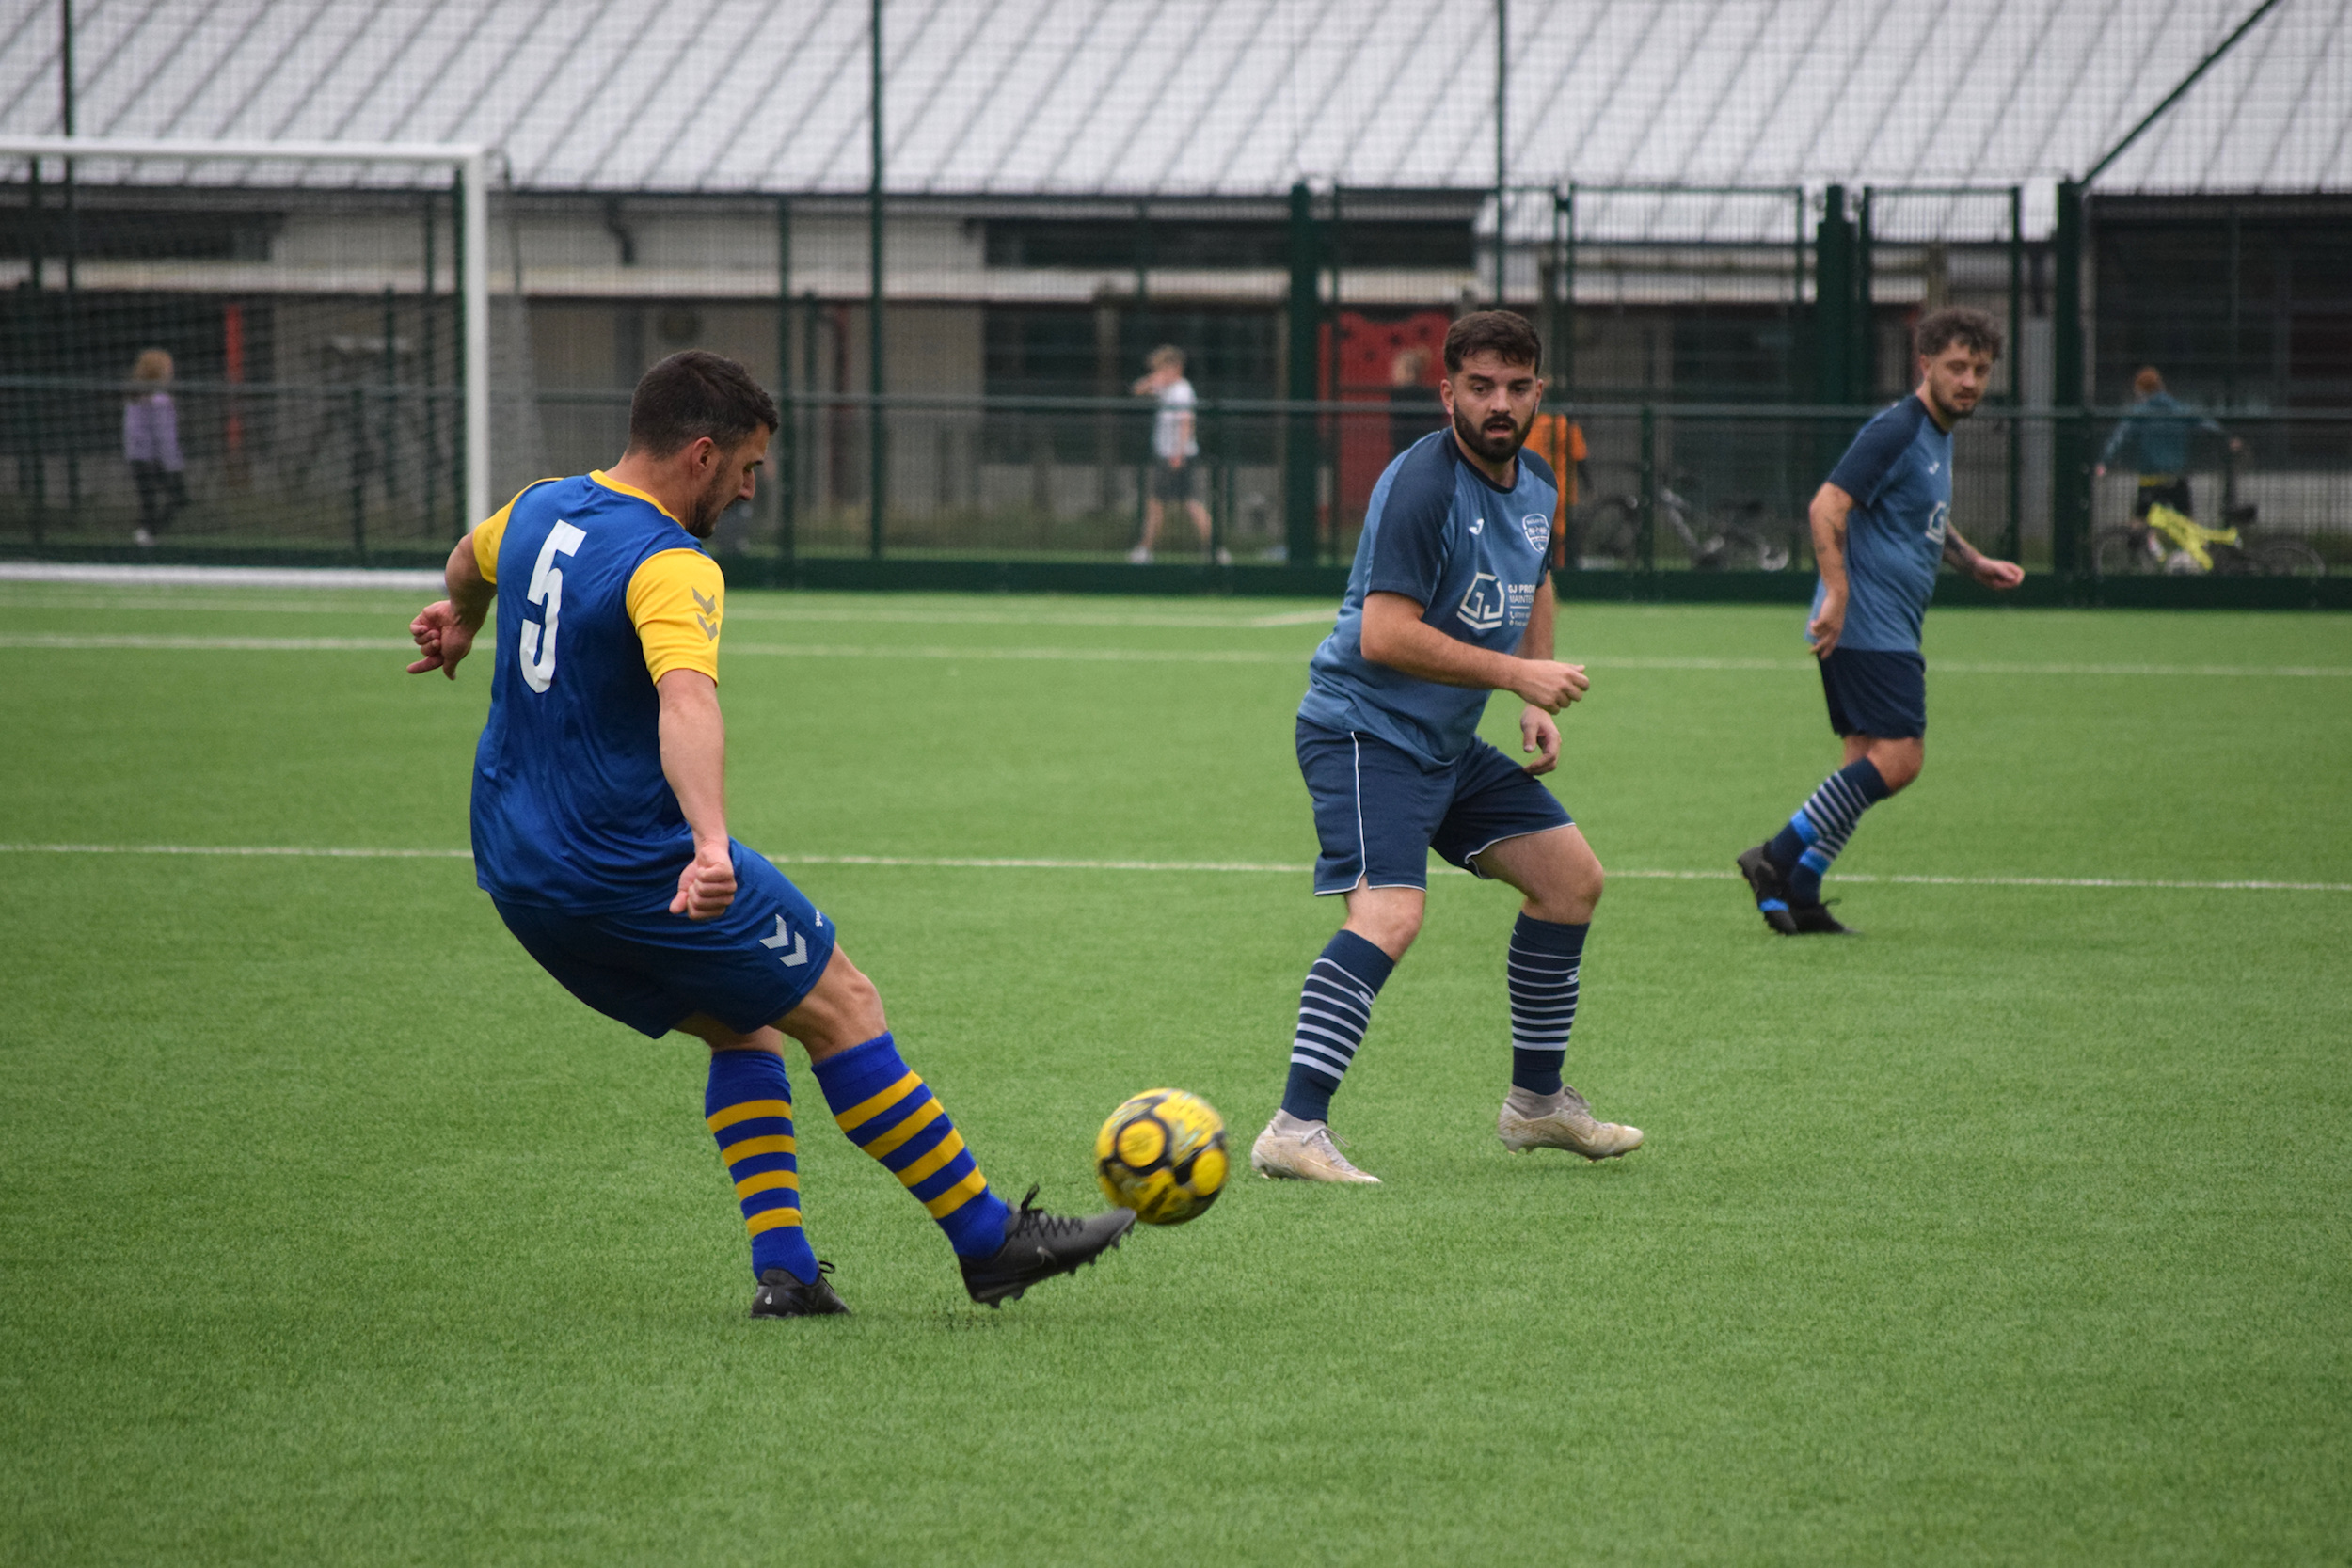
<box><xmin>1296</xmin><ymin>719</ymin><xmax>1573</xmax><ymax>895</ymax></box>
<box><xmin>491</xmin><ymin>841</ymin><xmax>838</xmax><ymax>1038</ymax></box>
<box><xmin>1820</xmin><ymin>647</ymin><xmax>1927</xmax><ymax>740</ymax></box>
<box><xmin>1152</xmin><ymin>460</ymin><xmax>1197</xmax><ymax>502</ymax></box>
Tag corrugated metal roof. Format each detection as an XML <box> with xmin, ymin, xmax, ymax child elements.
<box><xmin>3</xmin><ymin>0</ymin><xmax>2344</xmax><ymax>198</ymax></box>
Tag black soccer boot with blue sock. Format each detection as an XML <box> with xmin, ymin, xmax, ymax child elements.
<box><xmin>751</xmin><ymin>1259</ymin><xmax>851</xmax><ymax>1319</ymax></box>
<box><xmin>957</xmin><ymin>1187</ymin><xmax>1136</xmax><ymax>1308</ymax></box>
<box><xmin>1745</xmin><ymin>758</ymin><xmax>1888</xmax><ymax>934</ymax></box>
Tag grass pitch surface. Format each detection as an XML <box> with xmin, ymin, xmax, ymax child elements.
<box><xmin>3</xmin><ymin>581</ymin><xmax>2348</xmax><ymax>1565</ymax></box>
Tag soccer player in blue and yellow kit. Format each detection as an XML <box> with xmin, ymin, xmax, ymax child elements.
<box><xmin>407</xmin><ymin>352</ymin><xmax>1132</xmax><ymax>1316</ymax></box>
<box><xmin>1249</xmin><ymin>313</ymin><xmax>1644</xmax><ymax>1185</ymax></box>
<box><xmin>1737</xmin><ymin>309</ymin><xmax>2025</xmax><ymax>934</ymax></box>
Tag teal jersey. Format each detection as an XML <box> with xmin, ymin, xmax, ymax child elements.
<box><xmin>1299</xmin><ymin>432</ymin><xmax>1558</xmax><ymax>768</ymax></box>
<box><xmin>1813</xmin><ymin>396</ymin><xmax>1951</xmax><ymax>653</ymax></box>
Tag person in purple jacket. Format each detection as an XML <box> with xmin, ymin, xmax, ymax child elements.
<box><xmin>124</xmin><ymin>348</ymin><xmax>187</xmax><ymax>545</ymax></box>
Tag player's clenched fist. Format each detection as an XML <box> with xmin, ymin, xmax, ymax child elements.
<box><xmin>1512</xmin><ymin>659</ymin><xmax>1589</xmax><ymax>713</ymax></box>
<box><xmin>671</xmin><ymin>843</ymin><xmax>738</xmax><ymax>921</ymax></box>
<box><xmin>406</xmin><ymin>599</ymin><xmax>478</xmax><ymax>678</ymax></box>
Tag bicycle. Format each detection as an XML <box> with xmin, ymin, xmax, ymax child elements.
<box><xmin>1577</xmin><ymin>484</ymin><xmax>1793</xmax><ymax>571</ymax></box>
<box><xmin>2090</xmin><ymin>501</ymin><xmax>2325</xmax><ymax>578</ymax></box>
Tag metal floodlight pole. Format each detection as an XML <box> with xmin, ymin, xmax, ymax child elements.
<box><xmin>868</xmin><ymin>0</ymin><xmax>886</xmax><ymax>561</ymax></box>
<box><xmin>1</xmin><ymin>134</ymin><xmax>496</xmax><ymax>526</ymax></box>
<box><xmin>1493</xmin><ymin>0</ymin><xmax>1507</xmax><ymax>304</ymax></box>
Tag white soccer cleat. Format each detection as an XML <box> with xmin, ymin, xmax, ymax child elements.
<box><xmin>1497</xmin><ymin>1085</ymin><xmax>1644</xmax><ymax>1161</ymax></box>
<box><xmin>1250</xmin><ymin>1110</ymin><xmax>1381</xmax><ymax>1184</ymax></box>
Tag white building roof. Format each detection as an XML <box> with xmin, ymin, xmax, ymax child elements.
<box><xmin>3</xmin><ymin>0</ymin><xmax>2344</xmax><ymax>211</ymax></box>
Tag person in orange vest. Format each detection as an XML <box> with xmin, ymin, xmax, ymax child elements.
<box><xmin>1526</xmin><ymin>408</ymin><xmax>1589</xmax><ymax>567</ymax></box>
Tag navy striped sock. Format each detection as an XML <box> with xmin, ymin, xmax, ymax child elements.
<box><xmin>1776</xmin><ymin>758</ymin><xmax>1890</xmax><ymax>904</ymax></box>
<box><xmin>1282</xmin><ymin>930</ymin><xmax>1395</xmax><ymax>1123</ymax></box>
<box><xmin>706</xmin><ymin>1049</ymin><xmax>821</xmax><ymax>1284</ymax></box>
<box><xmin>1507</xmin><ymin>913</ymin><xmax>1587</xmax><ymax>1095</ymax></box>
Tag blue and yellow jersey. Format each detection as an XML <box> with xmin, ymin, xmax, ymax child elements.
<box><xmin>468</xmin><ymin>471</ymin><xmax>725</xmax><ymax>913</ymax></box>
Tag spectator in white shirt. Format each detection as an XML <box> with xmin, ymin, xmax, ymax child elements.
<box><xmin>1128</xmin><ymin>345</ymin><xmax>1226</xmax><ymax>564</ymax></box>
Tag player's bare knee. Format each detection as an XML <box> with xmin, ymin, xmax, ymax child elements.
<box><xmin>779</xmin><ymin>949</ymin><xmax>888</xmax><ymax>1061</ymax></box>
<box><xmin>1874</xmin><ymin>740</ymin><xmax>1924</xmax><ymax>792</ymax></box>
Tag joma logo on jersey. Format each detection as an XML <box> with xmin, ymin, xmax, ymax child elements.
<box><xmin>1521</xmin><ymin>513</ymin><xmax>1551</xmax><ymax>552</ymax></box>
<box><xmin>1456</xmin><ymin>571</ymin><xmax>1506</xmax><ymax>632</ymax></box>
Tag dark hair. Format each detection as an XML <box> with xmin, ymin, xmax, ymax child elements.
<box><xmin>1442</xmin><ymin>310</ymin><xmax>1543</xmax><ymax>374</ymax></box>
<box><xmin>1915</xmin><ymin>307</ymin><xmax>2003</xmax><ymax>363</ymax></box>
<box><xmin>627</xmin><ymin>350</ymin><xmax>779</xmax><ymax>458</ymax></box>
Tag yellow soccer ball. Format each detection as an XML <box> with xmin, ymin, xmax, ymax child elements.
<box><xmin>1093</xmin><ymin>1089</ymin><xmax>1228</xmax><ymax>1226</ymax></box>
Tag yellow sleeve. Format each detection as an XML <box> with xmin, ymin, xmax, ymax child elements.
<box><xmin>469</xmin><ymin>480</ymin><xmax>561</xmax><ymax>584</ymax></box>
<box><xmin>625</xmin><ymin>547</ymin><xmax>725</xmax><ymax>684</ymax></box>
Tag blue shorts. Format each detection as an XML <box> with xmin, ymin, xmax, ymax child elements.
<box><xmin>1296</xmin><ymin>719</ymin><xmax>1573</xmax><ymax>895</ymax></box>
<box><xmin>1820</xmin><ymin>647</ymin><xmax>1927</xmax><ymax>740</ymax></box>
<box><xmin>491</xmin><ymin>842</ymin><xmax>838</xmax><ymax>1038</ymax></box>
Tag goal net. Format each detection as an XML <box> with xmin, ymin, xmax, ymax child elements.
<box><xmin>0</xmin><ymin>135</ymin><xmax>492</xmax><ymax>560</ymax></box>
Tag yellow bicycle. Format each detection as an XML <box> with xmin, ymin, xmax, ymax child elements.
<box><xmin>2091</xmin><ymin>501</ymin><xmax>2325</xmax><ymax>578</ymax></box>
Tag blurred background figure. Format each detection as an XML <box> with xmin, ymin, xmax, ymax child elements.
<box><xmin>2095</xmin><ymin>366</ymin><xmax>2242</xmax><ymax>523</ymax></box>
<box><xmin>1386</xmin><ymin>346</ymin><xmax>1441</xmax><ymax>458</ymax></box>
<box><xmin>123</xmin><ymin>348</ymin><xmax>187</xmax><ymax>546</ymax></box>
<box><xmin>1525</xmin><ymin>404</ymin><xmax>1589</xmax><ymax>567</ymax></box>
<box><xmin>1129</xmin><ymin>345</ymin><xmax>1223</xmax><ymax>564</ymax></box>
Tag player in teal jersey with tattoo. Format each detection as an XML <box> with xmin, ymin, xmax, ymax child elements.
<box><xmin>1738</xmin><ymin>309</ymin><xmax>2025</xmax><ymax>934</ymax></box>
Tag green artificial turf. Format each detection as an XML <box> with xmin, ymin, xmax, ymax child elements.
<box><xmin>2</xmin><ymin>582</ymin><xmax>2348</xmax><ymax>1564</ymax></box>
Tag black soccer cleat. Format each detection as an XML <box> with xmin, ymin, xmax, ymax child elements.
<box><xmin>1787</xmin><ymin>900</ymin><xmax>1854</xmax><ymax>936</ymax></box>
<box><xmin>959</xmin><ymin>1186</ymin><xmax>1135</xmax><ymax>1308</ymax></box>
<box><xmin>1737</xmin><ymin>843</ymin><xmax>1799</xmax><ymax>935</ymax></box>
<box><xmin>750</xmin><ymin>1259</ymin><xmax>851</xmax><ymax>1319</ymax></box>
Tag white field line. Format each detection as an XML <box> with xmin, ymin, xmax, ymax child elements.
<box><xmin>3</xmin><ymin>630</ymin><xmax>2345</xmax><ymax>679</ymax></box>
<box><xmin>0</xmin><ymin>594</ymin><xmax>1336</xmax><ymax>629</ymax></box>
<box><xmin>0</xmin><ymin>563</ymin><xmax>446</xmax><ymax>591</ymax></box>
<box><xmin>2</xmin><ymin>842</ymin><xmax>2344</xmax><ymax>892</ymax></box>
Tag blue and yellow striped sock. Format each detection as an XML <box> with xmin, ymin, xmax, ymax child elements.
<box><xmin>811</xmin><ymin>1033</ymin><xmax>1012</xmax><ymax>1259</ymax></box>
<box><xmin>706</xmin><ymin>1049</ymin><xmax>820</xmax><ymax>1284</ymax></box>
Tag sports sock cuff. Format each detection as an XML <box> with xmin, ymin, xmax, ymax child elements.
<box><xmin>806</xmin><ymin>1032</ymin><xmax>902</xmax><ymax>1111</ymax></box>
<box><xmin>1840</xmin><ymin>756</ymin><xmax>1893</xmax><ymax>802</ymax></box>
<box><xmin>1281</xmin><ymin>1061</ymin><xmax>1341</xmax><ymax>1124</ymax></box>
<box><xmin>1510</xmin><ymin>1047</ymin><xmax>1565</xmax><ymax>1097</ymax></box>
<box><xmin>1510</xmin><ymin>912</ymin><xmax>1589</xmax><ymax>957</ymax></box>
<box><xmin>1324</xmin><ymin>929</ymin><xmax>1396</xmax><ymax>991</ymax></box>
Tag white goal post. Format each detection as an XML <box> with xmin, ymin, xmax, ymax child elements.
<box><xmin>2</xmin><ymin>134</ymin><xmax>492</xmax><ymax>529</ymax></box>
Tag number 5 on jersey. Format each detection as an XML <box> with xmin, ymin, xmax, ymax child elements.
<box><xmin>519</xmin><ymin>522</ymin><xmax>586</xmax><ymax>693</ymax></box>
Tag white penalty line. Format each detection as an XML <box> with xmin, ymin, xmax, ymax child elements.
<box><xmin>1</xmin><ymin>842</ymin><xmax>2344</xmax><ymax>893</ymax></box>
<box><xmin>0</xmin><ymin>631</ymin><xmax>2346</xmax><ymax>679</ymax></box>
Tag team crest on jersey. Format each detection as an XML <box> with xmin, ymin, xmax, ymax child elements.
<box><xmin>1456</xmin><ymin>570</ymin><xmax>1506</xmax><ymax>633</ymax></box>
<box><xmin>1927</xmin><ymin>501</ymin><xmax>1949</xmax><ymax>546</ymax></box>
<box><xmin>1521</xmin><ymin>513</ymin><xmax>1550</xmax><ymax>552</ymax></box>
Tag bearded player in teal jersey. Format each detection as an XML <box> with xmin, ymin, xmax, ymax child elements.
<box><xmin>1738</xmin><ymin>308</ymin><xmax>2025</xmax><ymax>934</ymax></box>
<box><xmin>408</xmin><ymin>351</ymin><xmax>1132</xmax><ymax>1316</ymax></box>
<box><xmin>1250</xmin><ymin>312</ymin><xmax>1644</xmax><ymax>1185</ymax></box>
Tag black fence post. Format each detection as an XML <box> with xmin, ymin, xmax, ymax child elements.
<box><xmin>1638</xmin><ymin>402</ymin><xmax>1657</xmax><ymax>575</ymax></box>
<box><xmin>349</xmin><ymin>384</ymin><xmax>368</xmax><ymax>559</ymax></box>
<box><xmin>2052</xmin><ymin>180</ymin><xmax>2088</xmax><ymax>578</ymax></box>
<box><xmin>1284</xmin><ymin>182</ymin><xmax>1321</xmax><ymax>567</ymax></box>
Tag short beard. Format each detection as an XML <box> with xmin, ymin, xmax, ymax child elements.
<box><xmin>1453</xmin><ymin>402</ymin><xmax>1533</xmax><ymax>466</ymax></box>
<box><xmin>1926</xmin><ymin>384</ymin><xmax>1980</xmax><ymax>426</ymax></box>
<box><xmin>684</xmin><ymin>465</ymin><xmax>736</xmax><ymax>538</ymax></box>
